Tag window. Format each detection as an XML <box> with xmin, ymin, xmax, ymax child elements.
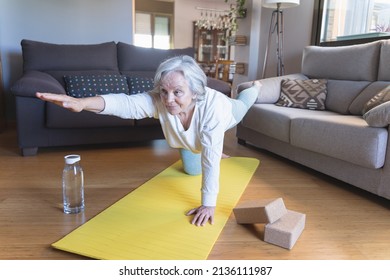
<box><xmin>313</xmin><ymin>0</ymin><xmax>390</xmax><ymax>46</ymax></box>
<box><xmin>134</xmin><ymin>12</ymin><xmax>171</xmax><ymax>49</ymax></box>
<box><xmin>154</xmin><ymin>16</ymin><xmax>170</xmax><ymax>49</ymax></box>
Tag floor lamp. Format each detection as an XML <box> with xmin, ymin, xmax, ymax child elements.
<box><xmin>262</xmin><ymin>0</ymin><xmax>300</xmax><ymax>78</ymax></box>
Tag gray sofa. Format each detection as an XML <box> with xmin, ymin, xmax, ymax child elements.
<box><xmin>237</xmin><ymin>39</ymin><xmax>390</xmax><ymax>200</ymax></box>
<box><xmin>11</xmin><ymin>39</ymin><xmax>231</xmax><ymax>156</ymax></box>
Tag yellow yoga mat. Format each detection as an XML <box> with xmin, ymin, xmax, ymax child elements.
<box><xmin>52</xmin><ymin>157</ymin><xmax>259</xmax><ymax>260</ymax></box>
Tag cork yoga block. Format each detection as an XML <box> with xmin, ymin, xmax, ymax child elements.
<box><xmin>264</xmin><ymin>210</ymin><xmax>306</xmax><ymax>250</ymax></box>
<box><xmin>233</xmin><ymin>198</ymin><xmax>287</xmax><ymax>224</ymax></box>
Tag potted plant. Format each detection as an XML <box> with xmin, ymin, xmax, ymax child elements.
<box><xmin>225</xmin><ymin>0</ymin><xmax>247</xmax><ymax>18</ymax></box>
<box><xmin>224</xmin><ymin>0</ymin><xmax>247</xmax><ymax>32</ymax></box>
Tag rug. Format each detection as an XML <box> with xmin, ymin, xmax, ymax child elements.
<box><xmin>52</xmin><ymin>157</ymin><xmax>259</xmax><ymax>260</ymax></box>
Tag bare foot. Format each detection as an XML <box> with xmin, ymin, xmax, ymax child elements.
<box><xmin>252</xmin><ymin>80</ymin><xmax>262</xmax><ymax>91</ymax></box>
<box><xmin>222</xmin><ymin>153</ymin><xmax>230</xmax><ymax>159</ymax></box>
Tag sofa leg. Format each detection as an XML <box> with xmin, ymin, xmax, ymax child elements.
<box><xmin>22</xmin><ymin>147</ymin><xmax>38</xmax><ymax>156</ymax></box>
<box><xmin>237</xmin><ymin>138</ymin><xmax>246</xmax><ymax>146</ymax></box>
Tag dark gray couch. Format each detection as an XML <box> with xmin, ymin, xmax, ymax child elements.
<box><xmin>11</xmin><ymin>39</ymin><xmax>231</xmax><ymax>156</ymax></box>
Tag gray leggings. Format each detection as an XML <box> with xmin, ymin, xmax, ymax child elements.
<box><xmin>180</xmin><ymin>86</ymin><xmax>258</xmax><ymax>175</ymax></box>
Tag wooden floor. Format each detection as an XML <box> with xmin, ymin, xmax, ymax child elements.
<box><xmin>0</xmin><ymin>125</ymin><xmax>389</xmax><ymax>260</ymax></box>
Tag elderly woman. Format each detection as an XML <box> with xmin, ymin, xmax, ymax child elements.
<box><xmin>37</xmin><ymin>55</ymin><xmax>260</xmax><ymax>226</ymax></box>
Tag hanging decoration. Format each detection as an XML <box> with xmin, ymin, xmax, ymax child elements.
<box><xmin>195</xmin><ymin>7</ymin><xmax>234</xmax><ymax>32</ymax></box>
<box><xmin>195</xmin><ymin>0</ymin><xmax>246</xmax><ymax>33</ymax></box>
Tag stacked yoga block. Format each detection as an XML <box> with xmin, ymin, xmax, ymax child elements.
<box><xmin>233</xmin><ymin>198</ymin><xmax>305</xmax><ymax>249</ymax></box>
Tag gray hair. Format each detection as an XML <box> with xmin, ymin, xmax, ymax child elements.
<box><xmin>152</xmin><ymin>55</ymin><xmax>207</xmax><ymax>100</ymax></box>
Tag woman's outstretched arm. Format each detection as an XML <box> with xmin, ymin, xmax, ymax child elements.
<box><xmin>36</xmin><ymin>92</ymin><xmax>105</xmax><ymax>113</ymax></box>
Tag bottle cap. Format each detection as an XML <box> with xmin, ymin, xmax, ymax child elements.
<box><xmin>64</xmin><ymin>154</ymin><xmax>81</xmax><ymax>164</ymax></box>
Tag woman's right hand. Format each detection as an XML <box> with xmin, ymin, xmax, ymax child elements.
<box><xmin>36</xmin><ymin>92</ymin><xmax>84</xmax><ymax>112</ymax></box>
<box><xmin>36</xmin><ymin>92</ymin><xmax>105</xmax><ymax>113</ymax></box>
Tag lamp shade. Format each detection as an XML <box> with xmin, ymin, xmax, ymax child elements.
<box><xmin>262</xmin><ymin>0</ymin><xmax>300</xmax><ymax>9</ymax></box>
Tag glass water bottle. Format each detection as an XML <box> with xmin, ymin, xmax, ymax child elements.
<box><xmin>62</xmin><ymin>154</ymin><xmax>85</xmax><ymax>214</ymax></box>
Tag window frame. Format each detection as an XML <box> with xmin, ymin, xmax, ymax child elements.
<box><xmin>134</xmin><ymin>11</ymin><xmax>173</xmax><ymax>49</ymax></box>
<box><xmin>311</xmin><ymin>0</ymin><xmax>390</xmax><ymax>46</ymax></box>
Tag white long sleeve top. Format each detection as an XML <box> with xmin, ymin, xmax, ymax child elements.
<box><xmin>99</xmin><ymin>87</ymin><xmax>236</xmax><ymax>206</ymax></box>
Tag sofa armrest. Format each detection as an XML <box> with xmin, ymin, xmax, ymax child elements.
<box><xmin>11</xmin><ymin>71</ymin><xmax>66</xmax><ymax>98</ymax></box>
<box><xmin>237</xmin><ymin>73</ymin><xmax>308</xmax><ymax>104</ymax></box>
<box><xmin>207</xmin><ymin>77</ymin><xmax>231</xmax><ymax>96</ymax></box>
<box><xmin>363</xmin><ymin>101</ymin><xmax>390</xmax><ymax>128</ymax></box>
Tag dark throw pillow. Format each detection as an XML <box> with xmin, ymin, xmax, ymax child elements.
<box><xmin>363</xmin><ymin>85</ymin><xmax>390</xmax><ymax>114</ymax></box>
<box><xmin>127</xmin><ymin>76</ymin><xmax>154</xmax><ymax>95</ymax></box>
<box><xmin>276</xmin><ymin>79</ymin><xmax>328</xmax><ymax>110</ymax></box>
<box><xmin>64</xmin><ymin>74</ymin><xmax>129</xmax><ymax>98</ymax></box>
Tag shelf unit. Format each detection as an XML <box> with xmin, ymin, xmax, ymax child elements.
<box><xmin>228</xmin><ymin>35</ymin><xmax>247</xmax><ymax>46</ymax></box>
<box><xmin>193</xmin><ymin>23</ymin><xmax>230</xmax><ymax>63</ymax></box>
<box><xmin>193</xmin><ymin>23</ymin><xmax>248</xmax><ymax>80</ymax></box>
<box><xmin>229</xmin><ymin>35</ymin><xmax>248</xmax><ymax>76</ymax></box>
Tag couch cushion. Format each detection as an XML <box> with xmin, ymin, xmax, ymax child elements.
<box><xmin>276</xmin><ymin>79</ymin><xmax>327</xmax><ymax>110</ymax></box>
<box><xmin>117</xmin><ymin>42</ymin><xmax>194</xmax><ymax>76</ymax></box>
<box><xmin>325</xmin><ymin>80</ymin><xmax>370</xmax><ymax>114</ymax></box>
<box><xmin>206</xmin><ymin>77</ymin><xmax>232</xmax><ymax>96</ymax></box>
<box><xmin>349</xmin><ymin>81</ymin><xmax>390</xmax><ymax>115</ymax></box>
<box><xmin>46</xmin><ymin>70</ymin><xmax>121</xmax><ymax>86</ymax></box>
<box><xmin>64</xmin><ymin>74</ymin><xmax>129</xmax><ymax>97</ymax></box>
<box><xmin>301</xmin><ymin>41</ymin><xmax>381</xmax><ymax>81</ymax></box>
<box><xmin>237</xmin><ymin>74</ymin><xmax>308</xmax><ymax>104</ymax></box>
<box><xmin>363</xmin><ymin>101</ymin><xmax>390</xmax><ymax>128</ymax></box>
<box><xmin>242</xmin><ymin>104</ymin><xmax>336</xmax><ymax>143</ymax></box>
<box><xmin>22</xmin><ymin>39</ymin><xmax>118</xmax><ymax>72</ymax></box>
<box><xmin>122</xmin><ymin>74</ymin><xmax>231</xmax><ymax>97</ymax></box>
<box><xmin>127</xmin><ymin>76</ymin><xmax>154</xmax><ymax>94</ymax></box>
<box><xmin>290</xmin><ymin>115</ymin><xmax>388</xmax><ymax>169</ymax></box>
<box><xmin>363</xmin><ymin>85</ymin><xmax>390</xmax><ymax>114</ymax></box>
<box><xmin>378</xmin><ymin>39</ymin><xmax>390</xmax><ymax>81</ymax></box>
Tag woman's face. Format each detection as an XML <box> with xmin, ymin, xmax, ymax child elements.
<box><xmin>159</xmin><ymin>71</ymin><xmax>196</xmax><ymax>116</ymax></box>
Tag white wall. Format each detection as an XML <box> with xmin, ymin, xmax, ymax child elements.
<box><xmin>0</xmin><ymin>0</ymin><xmax>134</xmax><ymax>118</ymax></box>
<box><xmin>259</xmin><ymin>0</ymin><xmax>315</xmax><ymax>79</ymax></box>
<box><xmin>237</xmin><ymin>0</ymin><xmax>314</xmax><ymax>89</ymax></box>
<box><xmin>174</xmin><ymin>0</ymin><xmax>234</xmax><ymax>48</ymax></box>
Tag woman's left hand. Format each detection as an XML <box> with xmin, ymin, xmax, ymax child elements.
<box><xmin>186</xmin><ymin>205</ymin><xmax>215</xmax><ymax>226</ymax></box>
